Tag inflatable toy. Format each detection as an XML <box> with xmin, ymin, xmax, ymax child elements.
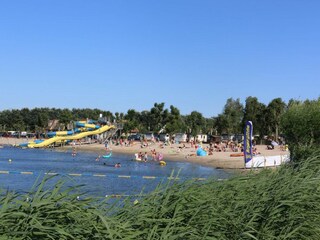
<box><xmin>134</xmin><ymin>153</ymin><xmax>143</xmax><ymax>161</ymax></box>
<box><xmin>196</xmin><ymin>147</ymin><xmax>207</xmax><ymax>156</ymax></box>
<box><xmin>230</xmin><ymin>153</ymin><xmax>244</xmax><ymax>157</ymax></box>
<box><xmin>159</xmin><ymin>160</ymin><xmax>166</xmax><ymax>166</ymax></box>
<box><xmin>103</xmin><ymin>151</ymin><xmax>112</xmax><ymax>158</ymax></box>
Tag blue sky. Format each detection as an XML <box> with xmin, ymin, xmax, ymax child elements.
<box><xmin>0</xmin><ymin>1</ymin><xmax>319</xmax><ymax>117</ymax></box>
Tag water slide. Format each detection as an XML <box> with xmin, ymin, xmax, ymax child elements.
<box><xmin>47</xmin><ymin>122</ymin><xmax>100</xmax><ymax>137</ymax></box>
<box><xmin>25</xmin><ymin>125</ymin><xmax>115</xmax><ymax>148</ymax></box>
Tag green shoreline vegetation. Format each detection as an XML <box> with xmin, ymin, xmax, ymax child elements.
<box><xmin>0</xmin><ymin>98</ymin><xmax>319</xmax><ymax>239</ymax></box>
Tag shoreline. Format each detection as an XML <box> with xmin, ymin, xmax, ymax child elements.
<box><xmin>0</xmin><ymin>137</ymin><xmax>289</xmax><ymax>170</ymax></box>
<box><xmin>66</xmin><ymin>143</ymin><xmax>246</xmax><ymax>170</ymax></box>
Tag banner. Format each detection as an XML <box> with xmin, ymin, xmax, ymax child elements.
<box><xmin>244</xmin><ymin>121</ymin><xmax>253</xmax><ymax>165</ymax></box>
<box><xmin>246</xmin><ymin>155</ymin><xmax>290</xmax><ymax>168</ymax></box>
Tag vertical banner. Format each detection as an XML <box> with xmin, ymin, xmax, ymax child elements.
<box><xmin>244</xmin><ymin>121</ymin><xmax>253</xmax><ymax>165</ymax></box>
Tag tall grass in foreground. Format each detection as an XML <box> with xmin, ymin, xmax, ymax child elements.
<box><xmin>1</xmin><ymin>151</ymin><xmax>320</xmax><ymax>239</ymax></box>
<box><xmin>0</xmin><ymin>176</ymin><xmax>132</xmax><ymax>239</ymax></box>
<box><xmin>116</xmin><ymin>151</ymin><xmax>320</xmax><ymax>240</ymax></box>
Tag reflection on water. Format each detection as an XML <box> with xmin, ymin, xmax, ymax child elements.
<box><xmin>0</xmin><ymin>146</ymin><xmax>231</xmax><ymax>197</ymax></box>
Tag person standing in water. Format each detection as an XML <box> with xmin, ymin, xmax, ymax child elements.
<box><xmin>72</xmin><ymin>146</ymin><xmax>77</xmax><ymax>157</ymax></box>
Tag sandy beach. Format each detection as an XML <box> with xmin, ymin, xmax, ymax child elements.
<box><xmin>0</xmin><ymin>137</ymin><xmax>289</xmax><ymax>170</ymax></box>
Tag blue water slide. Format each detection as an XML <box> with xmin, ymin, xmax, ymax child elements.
<box><xmin>88</xmin><ymin>119</ymin><xmax>97</xmax><ymax>124</ymax></box>
<box><xmin>75</xmin><ymin>122</ymin><xmax>100</xmax><ymax>129</ymax></box>
<box><xmin>19</xmin><ymin>139</ymin><xmax>44</xmax><ymax>147</ymax></box>
<box><xmin>47</xmin><ymin>128</ymin><xmax>82</xmax><ymax>137</ymax></box>
<box><xmin>39</xmin><ymin>121</ymin><xmax>100</xmax><ymax>138</ymax></box>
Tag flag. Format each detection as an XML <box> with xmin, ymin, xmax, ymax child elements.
<box><xmin>244</xmin><ymin>121</ymin><xmax>253</xmax><ymax>164</ymax></box>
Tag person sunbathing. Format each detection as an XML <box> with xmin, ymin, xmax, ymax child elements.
<box><xmin>253</xmin><ymin>147</ymin><xmax>261</xmax><ymax>155</ymax></box>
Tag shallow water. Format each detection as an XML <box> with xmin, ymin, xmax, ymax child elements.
<box><xmin>0</xmin><ymin>146</ymin><xmax>231</xmax><ymax>198</ymax></box>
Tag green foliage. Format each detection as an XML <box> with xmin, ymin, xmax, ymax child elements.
<box><xmin>281</xmin><ymin>98</ymin><xmax>320</xmax><ymax>160</ymax></box>
<box><xmin>149</xmin><ymin>103</ymin><xmax>169</xmax><ymax>132</ymax></box>
<box><xmin>108</xmin><ymin>150</ymin><xmax>320</xmax><ymax>239</ymax></box>
<box><xmin>0</xmin><ymin>176</ymin><xmax>134</xmax><ymax>239</ymax></box>
<box><xmin>289</xmin><ymin>145</ymin><xmax>319</xmax><ymax>163</ymax></box>
<box><xmin>165</xmin><ymin>105</ymin><xmax>187</xmax><ymax>134</ymax></box>
<box><xmin>123</xmin><ymin>109</ymin><xmax>140</xmax><ymax>134</ymax></box>
<box><xmin>265</xmin><ymin>98</ymin><xmax>286</xmax><ymax>140</ymax></box>
<box><xmin>0</xmin><ymin>97</ymin><xmax>311</xmax><ymax>140</ymax></box>
<box><xmin>59</xmin><ymin>109</ymin><xmax>73</xmax><ymax>127</ymax></box>
<box><xmin>185</xmin><ymin>111</ymin><xmax>205</xmax><ymax>137</ymax></box>
<box><xmin>216</xmin><ymin>98</ymin><xmax>244</xmax><ymax>134</ymax></box>
<box><xmin>243</xmin><ymin>96</ymin><xmax>267</xmax><ymax>137</ymax></box>
<box><xmin>0</xmin><ymin>108</ymin><xmax>115</xmax><ymax>132</ymax></box>
<box><xmin>281</xmin><ymin>102</ymin><xmax>310</xmax><ymax>145</ymax></box>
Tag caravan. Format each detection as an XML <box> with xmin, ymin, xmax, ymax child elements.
<box><xmin>195</xmin><ymin>134</ymin><xmax>208</xmax><ymax>143</ymax></box>
<box><xmin>174</xmin><ymin>133</ymin><xmax>188</xmax><ymax>143</ymax></box>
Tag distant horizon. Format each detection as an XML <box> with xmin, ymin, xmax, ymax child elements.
<box><xmin>1</xmin><ymin>1</ymin><xmax>319</xmax><ymax>118</ymax></box>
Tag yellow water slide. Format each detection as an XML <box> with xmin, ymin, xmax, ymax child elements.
<box><xmin>28</xmin><ymin>125</ymin><xmax>115</xmax><ymax>148</ymax></box>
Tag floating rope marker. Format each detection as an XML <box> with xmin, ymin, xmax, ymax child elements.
<box><xmin>0</xmin><ymin>170</ymin><xmax>211</xmax><ymax>181</ymax></box>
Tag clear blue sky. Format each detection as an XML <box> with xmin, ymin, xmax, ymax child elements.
<box><xmin>0</xmin><ymin>1</ymin><xmax>319</xmax><ymax>117</ymax></box>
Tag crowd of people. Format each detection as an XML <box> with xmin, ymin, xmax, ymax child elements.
<box><xmin>99</xmin><ymin>135</ymin><xmax>288</xmax><ymax>165</ymax></box>
<box><xmin>135</xmin><ymin>149</ymin><xmax>163</xmax><ymax>162</ymax></box>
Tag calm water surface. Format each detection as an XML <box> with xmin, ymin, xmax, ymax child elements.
<box><xmin>0</xmin><ymin>146</ymin><xmax>231</xmax><ymax>197</ymax></box>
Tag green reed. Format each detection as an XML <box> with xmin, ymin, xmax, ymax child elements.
<box><xmin>1</xmin><ymin>151</ymin><xmax>320</xmax><ymax>239</ymax></box>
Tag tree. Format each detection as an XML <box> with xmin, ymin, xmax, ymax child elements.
<box><xmin>20</xmin><ymin>108</ymin><xmax>31</xmax><ymax>131</ymax></box>
<box><xmin>166</xmin><ymin>105</ymin><xmax>186</xmax><ymax>134</ymax></box>
<box><xmin>281</xmin><ymin>98</ymin><xmax>320</xmax><ymax>161</ymax></box>
<box><xmin>205</xmin><ymin>117</ymin><xmax>217</xmax><ymax>135</ymax></box>
<box><xmin>0</xmin><ymin>110</ymin><xmax>11</xmax><ymax>131</ymax></box>
<box><xmin>219</xmin><ymin>98</ymin><xmax>244</xmax><ymax>134</ymax></box>
<box><xmin>123</xmin><ymin>109</ymin><xmax>140</xmax><ymax>134</ymax></box>
<box><xmin>29</xmin><ymin>108</ymin><xmax>49</xmax><ymax>132</ymax></box>
<box><xmin>140</xmin><ymin>110</ymin><xmax>152</xmax><ymax>132</ymax></box>
<box><xmin>59</xmin><ymin>109</ymin><xmax>72</xmax><ymax>130</ymax></box>
<box><xmin>243</xmin><ymin>96</ymin><xmax>267</xmax><ymax>140</ymax></box>
<box><xmin>265</xmin><ymin>98</ymin><xmax>286</xmax><ymax>140</ymax></box>
<box><xmin>115</xmin><ymin>112</ymin><xmax>120</xmax><ymax>121</ymax></box>
<box><xmin>185</xmin><ymin>111</ymin><xmax>205</xmax><ymax>139</ymax></box>
<box><xmin>149</xmin><ymin>103</ymin><xmax>169</xmax><ymax>132</ymax></box>
<box><xmin>11</xmin><ymin>110</ymin><xmax>25</xmax><ymax>137</ymax></box>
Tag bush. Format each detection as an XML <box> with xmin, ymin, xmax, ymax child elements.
<box><xmin>281</xmin><ymin>98</ymin><xmax>320</xmax><ymax>162</ymax></box>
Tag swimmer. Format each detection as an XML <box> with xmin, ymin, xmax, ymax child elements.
<box><xmin>144</xmin><ymin>152</ymin><xmax>148</xmax><ymax>162</ymax></box>
<box><xmin>103</xmin><ymin>162</ymin><xmax>121</xmax><ymax>168</ymax></box>
<box><xmin>72</xmin><ymin>147</ymin><xmax>77</xmax><ymax>157</ymax></box>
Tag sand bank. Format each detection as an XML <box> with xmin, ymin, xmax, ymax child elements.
<box><xmin>0</xmin><ymin>137</ymin><xmax>289</xmax><ymax>169</ymax></box>
<box><xmin>60</xmin><ymin>141</ymin><xmax>288</xmax><ymax>170</ymax></box>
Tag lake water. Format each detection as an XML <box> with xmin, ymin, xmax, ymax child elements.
<box><xmin>0</xmin><ymin>146</ymin><xmax>231</xmax><ymax>198</ymax></box>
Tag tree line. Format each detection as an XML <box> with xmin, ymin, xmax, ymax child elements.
<box><xmin>0</xmin><ymin>96</ymin><xmax>294</xmax><ymax>140</ymax></box>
